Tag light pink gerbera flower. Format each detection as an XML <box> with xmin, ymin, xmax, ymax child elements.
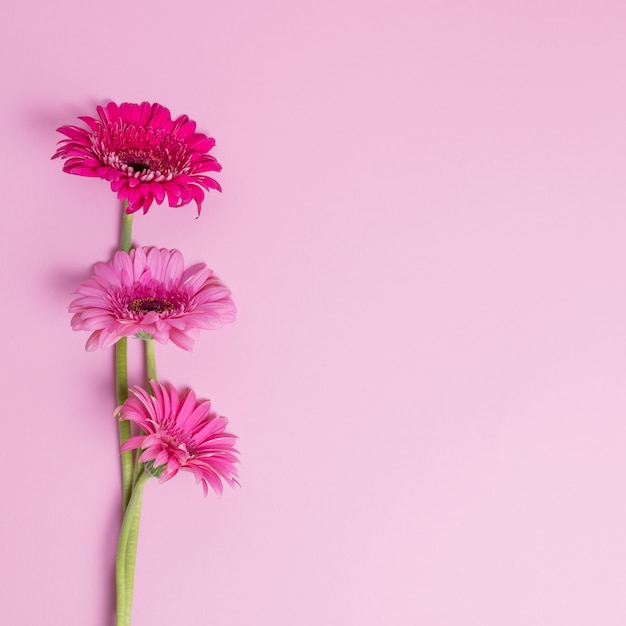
<box><xmin>69</xmin><ymin>247</ymin><xmax>236</xmax><ymax>351</ymax></box>
<box><xmin>52</xmin><ymin>101</ymin><xmax>221</xmax><ymax>214</ymax></box>
<box><xmin>119</xmin><ymin>381</ymin><xmax>239</xmax><ymax>496</ymax></box>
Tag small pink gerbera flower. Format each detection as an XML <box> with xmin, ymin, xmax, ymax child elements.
<box><xmin>119</xmin><ymin>381</ymin><xmax>239</xmax><ymax>496</ymax></box>
<box><xmin>69</xmin><ymin>247</ymin><xmax>236</xmax><ymax>351</ymax></box>
<box><xmin>53</xmin><ymin>101</ymin><xmax>221</xmax><ymax>214</ymax></box>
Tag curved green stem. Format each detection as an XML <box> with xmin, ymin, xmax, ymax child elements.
<box><xmin>115</xmin><ymin>200</ymin><xmax>139</xmax><ymax>623</ymax></box>
<box><xmin>116</xmin><ymin>471</ymin><xmax>150</xmax><ymax>626</ymax></box>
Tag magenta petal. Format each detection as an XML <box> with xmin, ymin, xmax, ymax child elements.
<box><xmin>117</xmin><ymin>381</ymin><xmax>240</xmax><ymax>496</ymax></box>
<box><xmin>53</xmin><ymin>101</ymin><xmax>221</xmax><ymax>214</ymax></box>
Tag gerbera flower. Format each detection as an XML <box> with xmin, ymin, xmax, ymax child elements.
<box><xmin>119</xmin><ymin>381</ymin><xmax>239</xmax><ymax>496</ymax></box>
<box><xmin>52</xmin><ymin>101</ymin><xmax>221</xmax><ymax>214</ymax></box>
<box><xmin>69</xmin><ymin>247</ymin><xmax>236</xmax><ymax>351</ymax></box>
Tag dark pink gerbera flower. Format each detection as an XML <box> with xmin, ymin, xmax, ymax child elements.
<box><xmin>69</xmin><ymin>247</ymin><xmax>236</xmax><ymax>351</ymax></box>
<box><xmin>119</xmin><ymin>381</ymin><xmax>239</xmax><ymax>496</ymax></box>
<box><xmin>53</xmin><ymin>101</ymin><xmax>221</xmax><ymax>214</ymax></box>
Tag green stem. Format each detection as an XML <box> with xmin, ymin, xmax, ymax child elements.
<box><xmin>119</xmin><ymin>206</ymin><xmax>134</xmax><ymax>253</ymax></box>
<box><xmin>116</xmin><ymin>471</ymin><xmax>150</xmax><ymax>626</ymax></box>
<box><xmin>131</xmin><ymin>337</ymin><xmax>158</xmax><ymax>488</ymax></box>
<box><xmin>145</xmin><ymin>337</ymin><xmax>157</xmax><ymax>383</ymax></box>
<box><xmin>116</xmin><ymin>202</ymin><xmax>135</xmax><ymax>510</ymax></box>
<box><xmin>116</xmin><ymin>338</ymin><xmax>133</xmax><ymax>511</ymax></box>
<box><xmin>115</xmin><ymin>200</ymin><xmax>139</xmax><ymax>623</ymax></box>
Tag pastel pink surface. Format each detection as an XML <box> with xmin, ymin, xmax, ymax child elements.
<box><xmin>2</xmin><ymin>1</ymin><xmax>626</xmax><ymax>625</ymax></box>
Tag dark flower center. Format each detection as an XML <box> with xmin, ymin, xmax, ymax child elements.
<box><xmin>126</xmin><ymin>160</ymin><xmax>151</xmax><ymax>172</ymax></box>
<box><xmin>129</xmin><ymin>297</ymin><xmax>175</xmax><ymax>315</ymax></box>
<box><xmin>119</xmin><ymin>148</ymin><xmax>168</xmax><ymax>174</ymax></box>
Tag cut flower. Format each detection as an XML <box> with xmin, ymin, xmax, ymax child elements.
<box><xmin>53</xmin><ymin>101</ymin><xmax>221</xmax><ymax>214</ymax></box>
<box><xmin>119</xmin><ymin>381</ymin><xmax>239</xmax><ymax>496</ymax></box>
<box><xmin>69</xmin><ymin>247</ymin><xmax>236</xmax><ymax>351</ymax></box>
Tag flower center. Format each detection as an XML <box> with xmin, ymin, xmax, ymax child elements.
<box><xmin>128</xmin><ymin>297</ymin><xmax>175</xmax><ymax>315</ymax></box>
<box><xmin>126</xmin><ymin>159</ymin><xmax>151</xmax><ymax>173</ymax></box>
<box><xmin>120</xmin><ymin>149</ymin><xmax>166</xmax><ymax>174</ymax></box>
<box><xmin>95</xmin><ymin>122</ymin><xmax>192</xmax><ymax>182</ymax></box>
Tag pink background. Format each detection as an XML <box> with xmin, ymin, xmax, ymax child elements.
<box><xmin>2</xmin><ymin>1</ymin><xmax>626</xmax><ymax>624</ymax></box>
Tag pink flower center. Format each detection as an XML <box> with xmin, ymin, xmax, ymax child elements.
<box><xmin>128</xmin><ymin>297</ymin><xmax>176</xmax><ymax>315</ymax></box>
<box><xmin>111</xmin><ymin>280</ymin><xmax>190</xmax><ymax>320</ymax></box>
<box><xmin>162</xmin><ymin>432</ymin><xmax>198</xmax><ymax>457</ymax></box>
